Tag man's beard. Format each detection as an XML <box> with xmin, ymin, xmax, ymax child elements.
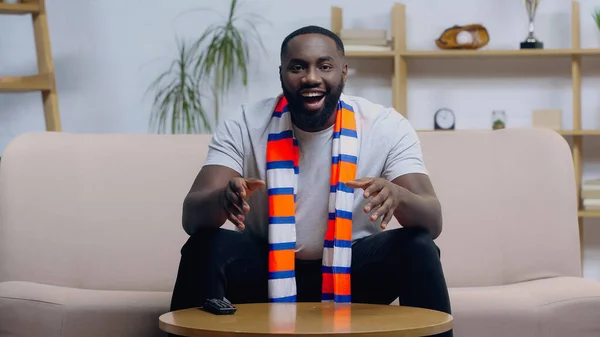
<box><xmin>281</xmin><ymin>78</ymin><xmax>345</xmax><ymax>131</ymax></box>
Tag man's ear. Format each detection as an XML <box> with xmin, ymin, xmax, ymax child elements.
<box><xmin>343</xmin><ymin>64</ymin><xmax>348</xmax><ymax>82</ymax></box>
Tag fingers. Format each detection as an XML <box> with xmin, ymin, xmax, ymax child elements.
<box><xmin>223</xmin><ymin>190</ymin><xmax>245</xmax><ymax>230</ymax></box>
<box><xmin>225</xmin><ymin>184</ymin><xmax>244</xmax><ymax>210</ymax></box>
<box><xmin>363</xmin><ymin>180</ymin><xmax>383</xmax><ymax>198</ymax></box>
<box><xmin>227</xmin><ymin>201</ymin><xmax>245</xmax><ymax>221</ymax></box>
<box><xmin>381</xmin><ymin>209</ymin><xmax>394</xmax><ymax>229</ymax></box>
<box><xmin>224</xmin><ymin>177</ymin><xmax>265</xmax><ymax>231</ymax></box>
<box><xmin>370</xmin><ymin>198</ymin><xmax>393</xmax><ymax>222</ymax></box>
<box><xmin>225</xmin><ymin>177</ymin><xmax>264</xmax><ymax>230</ymax></box>
<box><xmin>225</xmin><ymin>179</ymin><xmax>249</xmax><ymax>230</ymax></box>
<box><xmin>344</xmin><ymin>181</ymin><xmax>361</xmax><ymax>188</ymax></box>
<box><xmin>229</xmin><ymin>178</ymin><xmax>247</xmax><ymax>201</ymax></box>
<box><xmin>347</xmin><ymin>178</ymin><xmax>382</xmax><ymax>199</ymax></box>
<box><xmin>364</xmin><ymin>188</ymin><xmax>387</xmax><ymax>214</ymax></box>
<box><xmin>226</xmin><ymin>208</ymin><xmax>244</xmax><ymax>229</ymax></box>
<box><xmin>362</xmin><ymin>186</ymin><xmax>394</xmax><ymax>228</ymax></box>
<box><xmin>351</xmin><ymin>178</ymin><xmax>398</xmax><ymax>229</ymax></box>
<box><xmin>345</xmin><ymin>177</ymin><xmax>373</xmax><ymax>189</ymax></box>
<box><xmin>245</xmin><ymin>178</ymin><xmax>266</xmax><ymax>192</ymax></box>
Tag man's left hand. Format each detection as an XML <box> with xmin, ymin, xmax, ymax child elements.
<box><xmin>346</xmin><ymin>177</ymin><xmax>405</xmax><ymax>229</ymax></box>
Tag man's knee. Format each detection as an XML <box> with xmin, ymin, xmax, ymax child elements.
<box><xmin>179</xmin><ymin>227</ymin><xmax>268</xmax><ymax>270</ymax></box>
<box><xmin>171</xmin><ymin>228</ymin><xmax>260</xmax><ymax>308</ymax></box>
<box><xmin>181</xmin><ymin>228</ymin><xmax>241</xmax><ymax>255</ymax></box>
<box><xmin>390</xmin><ymin>227</ymin><xmax>441</xmax><ymax>258</ymax></box>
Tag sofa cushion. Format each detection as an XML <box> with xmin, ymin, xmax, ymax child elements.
<box><xmin>0</xmin><ymin>281</ymin><xmax>170</xmax><ymax>337</ymax></box>
<box><xmin>448</xmin><ymin>276</ymin><xmax>600</xmax><ymax>337</ymax></box>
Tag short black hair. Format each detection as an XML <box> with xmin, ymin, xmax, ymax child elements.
<box><xmin>280</xmin><ymin>25</ymin><xmax>345</xmax><ymax>60</ymax></box>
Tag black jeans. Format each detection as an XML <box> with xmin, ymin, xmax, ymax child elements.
<box><xmin>170</xmin><ymin>227</ymin><xmax>453</xmax><ymax>337</ymax></box>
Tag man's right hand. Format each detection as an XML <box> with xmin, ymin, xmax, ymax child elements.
<box><xmin>222</xmin><ymin>177</ymin><xmax>265</xmax><ymax>230</ymax></box>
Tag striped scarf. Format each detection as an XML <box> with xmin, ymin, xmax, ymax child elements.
<box><xmin>265</xmin><ymin>94</ymin><xmax>358</xmax><ymax>303</ymax></box>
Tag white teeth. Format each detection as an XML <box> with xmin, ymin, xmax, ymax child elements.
<box><xmin>302</xmin><ymin>92</ymin><xmax>323</xmax><ymax>97</ymax></box>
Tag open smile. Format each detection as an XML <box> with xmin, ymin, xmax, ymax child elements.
<box><xmin>300</xmin><ymin>91</ymin><xmax>326</xmax><ymax>111</ymax></box>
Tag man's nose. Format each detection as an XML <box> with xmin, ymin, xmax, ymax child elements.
<box><xmin>302</xmin><ymin>68</ymin><xmax>322</xmax><ymax>85</ymax></box>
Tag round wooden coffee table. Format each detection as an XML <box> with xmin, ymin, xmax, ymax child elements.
<box><xmin>159</xmin><ymin>302</ymin><xmax>452</xmax><ymax>337</ymax></box>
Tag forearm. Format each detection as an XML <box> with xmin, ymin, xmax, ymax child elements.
<box><xmin>394</xmin><ymin>189</ymin><xmax>442</xmax><ymax>239</ymax></box>
<box><xmin>182</xmin><ymin>188</ymin><xmax>227</xmax><ymax>235</ymax></box>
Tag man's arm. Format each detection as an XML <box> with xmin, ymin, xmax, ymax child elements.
<box><xmin>384</xmin><ymin>116</ymin><xmax>442</xmax><ymax>238</ymax></box>
<box><xmin>347</xmin><ymin>113</ymin><xmax>442</xmax><ymax>239</ymax></box>
<box><xmin>391</xmin><ymin>173</ymin><xmax>442</xmax><ymax>239</ymax></box>
<box><xmin>182</xmin><ymin>113</ymin><xmax>248</xmax><ymax>236</ymax></box>
<box><xmin>182</xmin><ymin>165</ymin><xmax>240</xmax><ymax>236</ymax></box>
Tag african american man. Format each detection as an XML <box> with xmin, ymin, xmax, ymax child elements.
<box><xmin>169</xmin><ymin>25</ymin><xmax>453</xmax><ymax>337</ymax></box>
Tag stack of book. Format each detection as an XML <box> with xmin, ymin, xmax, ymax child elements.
<box><xmin>339</xmin><ymin>29</ymin><xmax>391</xmax><ymax>52</ymax></box>
<box><xmin>582</xmin><ymin>179</ymin><xmax>600</xmax><ymax>210</ymax></box>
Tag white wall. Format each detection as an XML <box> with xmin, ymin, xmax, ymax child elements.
<box><xmin>1</xmin><ymin>0</ymin><xmax>599</xmax><ymax>279</ymax></box>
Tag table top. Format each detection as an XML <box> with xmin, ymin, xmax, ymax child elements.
<box><xmin>159</xmin><ymin>302</ymin><xmax>453</xmax><ymax>337</ymax></box>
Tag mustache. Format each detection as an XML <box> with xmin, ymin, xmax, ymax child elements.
<box><xmin>296</xmin><ymin>85</ymin><xmax>328</xmax><ymax>94</ymax></box>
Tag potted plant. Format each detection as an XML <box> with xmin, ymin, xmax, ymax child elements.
<box><xmin>147</xmin><ymin>0</ymin><xmax>266</xmax><ymax>134</ymax></box>
<box><xmin>492</xmin><ymin>110</ymin><xmax>506</xmax><ymax>130</ymax></box>
<box><xmin>593</xmin><ymin>8</ymin><xmax>600</xmax><ymax>32</ymax></box>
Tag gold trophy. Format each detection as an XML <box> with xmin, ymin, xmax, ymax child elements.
<box><xmin>520</xmin><ymin>0</ymin><xmax>544</xmax><ymax>49</ymax></box>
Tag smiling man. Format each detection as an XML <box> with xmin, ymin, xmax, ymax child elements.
<box><xmin>170</xmin><ymin>25</ymin><xmax>452</xmax><ymax>337</ymax></box>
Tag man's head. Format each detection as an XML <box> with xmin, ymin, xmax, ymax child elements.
<box><xmin>279</xmin><ymin>25</ymin><xmax>347</xmax><ymax>131</ymax></box>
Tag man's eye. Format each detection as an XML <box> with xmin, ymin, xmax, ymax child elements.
<box><xmin>291</xmin><ymin>65</ymin><xmax>304</xmax><ymax>71</ymax></box>
<box><xmin>320</xmin><ymin>64</ymin><xmax>332</xmax><ymax>71</ymax></box>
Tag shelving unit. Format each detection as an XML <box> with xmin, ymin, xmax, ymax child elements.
<box><xmin>331</xmin><ymin>1</ymin><xmax>600</xmax><ymax>255</ymax></box>
<box><xmin>0</xmin><ymin>0</ymin><xmax>61</xmax><ymax>132</ymax></box>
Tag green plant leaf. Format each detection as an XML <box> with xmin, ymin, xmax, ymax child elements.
<box><xmin>147</xmin><ymin>37</ymin><xmax>212</xmax><ymax>134</ymax></box>
<box><xmin>193</xmin><ymin>0</ymin><xmax>259</xmax><ymax>97</ymax></box>
<box><xmin>147</xmin><ymin>0</ymin><xmax>267</xmax><ymax>134</ymax></box>
<box><xmin>593</xmin><ymin>8</ymin><xmax>600</xmax><ymax>30</ymax></box>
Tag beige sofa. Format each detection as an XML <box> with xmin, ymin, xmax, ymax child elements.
<box><xmin>1</xmin><ymin>128</ymin><xmax>600</xmax><ymax>337</ymax></box>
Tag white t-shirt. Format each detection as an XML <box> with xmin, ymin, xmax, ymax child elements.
<box><xmin>203</xmin><ymin>94</ymin><xmax>428</xmax><ymax>260</ymax></box>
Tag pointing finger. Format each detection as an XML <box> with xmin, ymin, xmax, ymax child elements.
<box><xmin>245</xmin><ymin>178</ymin><xmax>266</xmax><ymax>191</ymax></box>
<box><xmin>346</xmin><ymin>178</ymin><xmax>373</xmax><ymax>189</ymax></box>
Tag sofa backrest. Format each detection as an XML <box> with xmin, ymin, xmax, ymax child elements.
<box><xmin>0</xmin><ymin>128</ymin><xmax>581</xmax><ymax>292</ymax></box>
<box><xmin>411</xmin><ymin>128</ymin><xmax>581</xmax><ymax>287</ymax></box>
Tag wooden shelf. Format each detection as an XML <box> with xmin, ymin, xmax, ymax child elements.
<box><xmin>577</xmin><ymin>49</ymin><xmax>600</xmax><ymax>56</ymax></box>
<box><xmin>558</xmin><ymin>130</ymin><xmax>600</xmax><ymax>136</ymax></box>
<box><xmin>401</xmin><ymin>49</ymin><xmax>600</xmax><ymax>58</ymax></box>
<box><xmin>334</xmin><ymin>0</ymin><xmax>597</xmax><ymax>265</ymax></box>
<box><xmin>346</xmin><ymin>50</ymin><xmax>395</xmax><ymax>58</ymax></box>
<box><xmin>345</xmin><ymin>49</ymin><xmax>600</xmax><ymax>59</ymax></box>
<box><xmin>0</xmin><ymin>2</ymin><xmax>40</xmax><ymax>14</ymax></box>
<box><xmin>0</xmin><ymin>74</ymin><xmax>52</xmax><ymax>92</ymax></box>
<box><xmin>579</xmin><ymin>210</ymin><xmax>600</xmax><ymax>218</ymax></box>
<box><xmin>417</xmin><ymin>129</ymin><xmax>600</xmax><ymax>135</ymax></box>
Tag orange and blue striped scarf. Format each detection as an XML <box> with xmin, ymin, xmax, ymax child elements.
<box><xmin>266</xmin><ymin>94</ymin><xmax>358</xmax><ymax>303</ymax></box>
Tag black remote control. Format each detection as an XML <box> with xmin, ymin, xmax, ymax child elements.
<box><xmin>202</xmin><ymin>298</ymin><xmax>237</xmax><ymax>315</ymax></box>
